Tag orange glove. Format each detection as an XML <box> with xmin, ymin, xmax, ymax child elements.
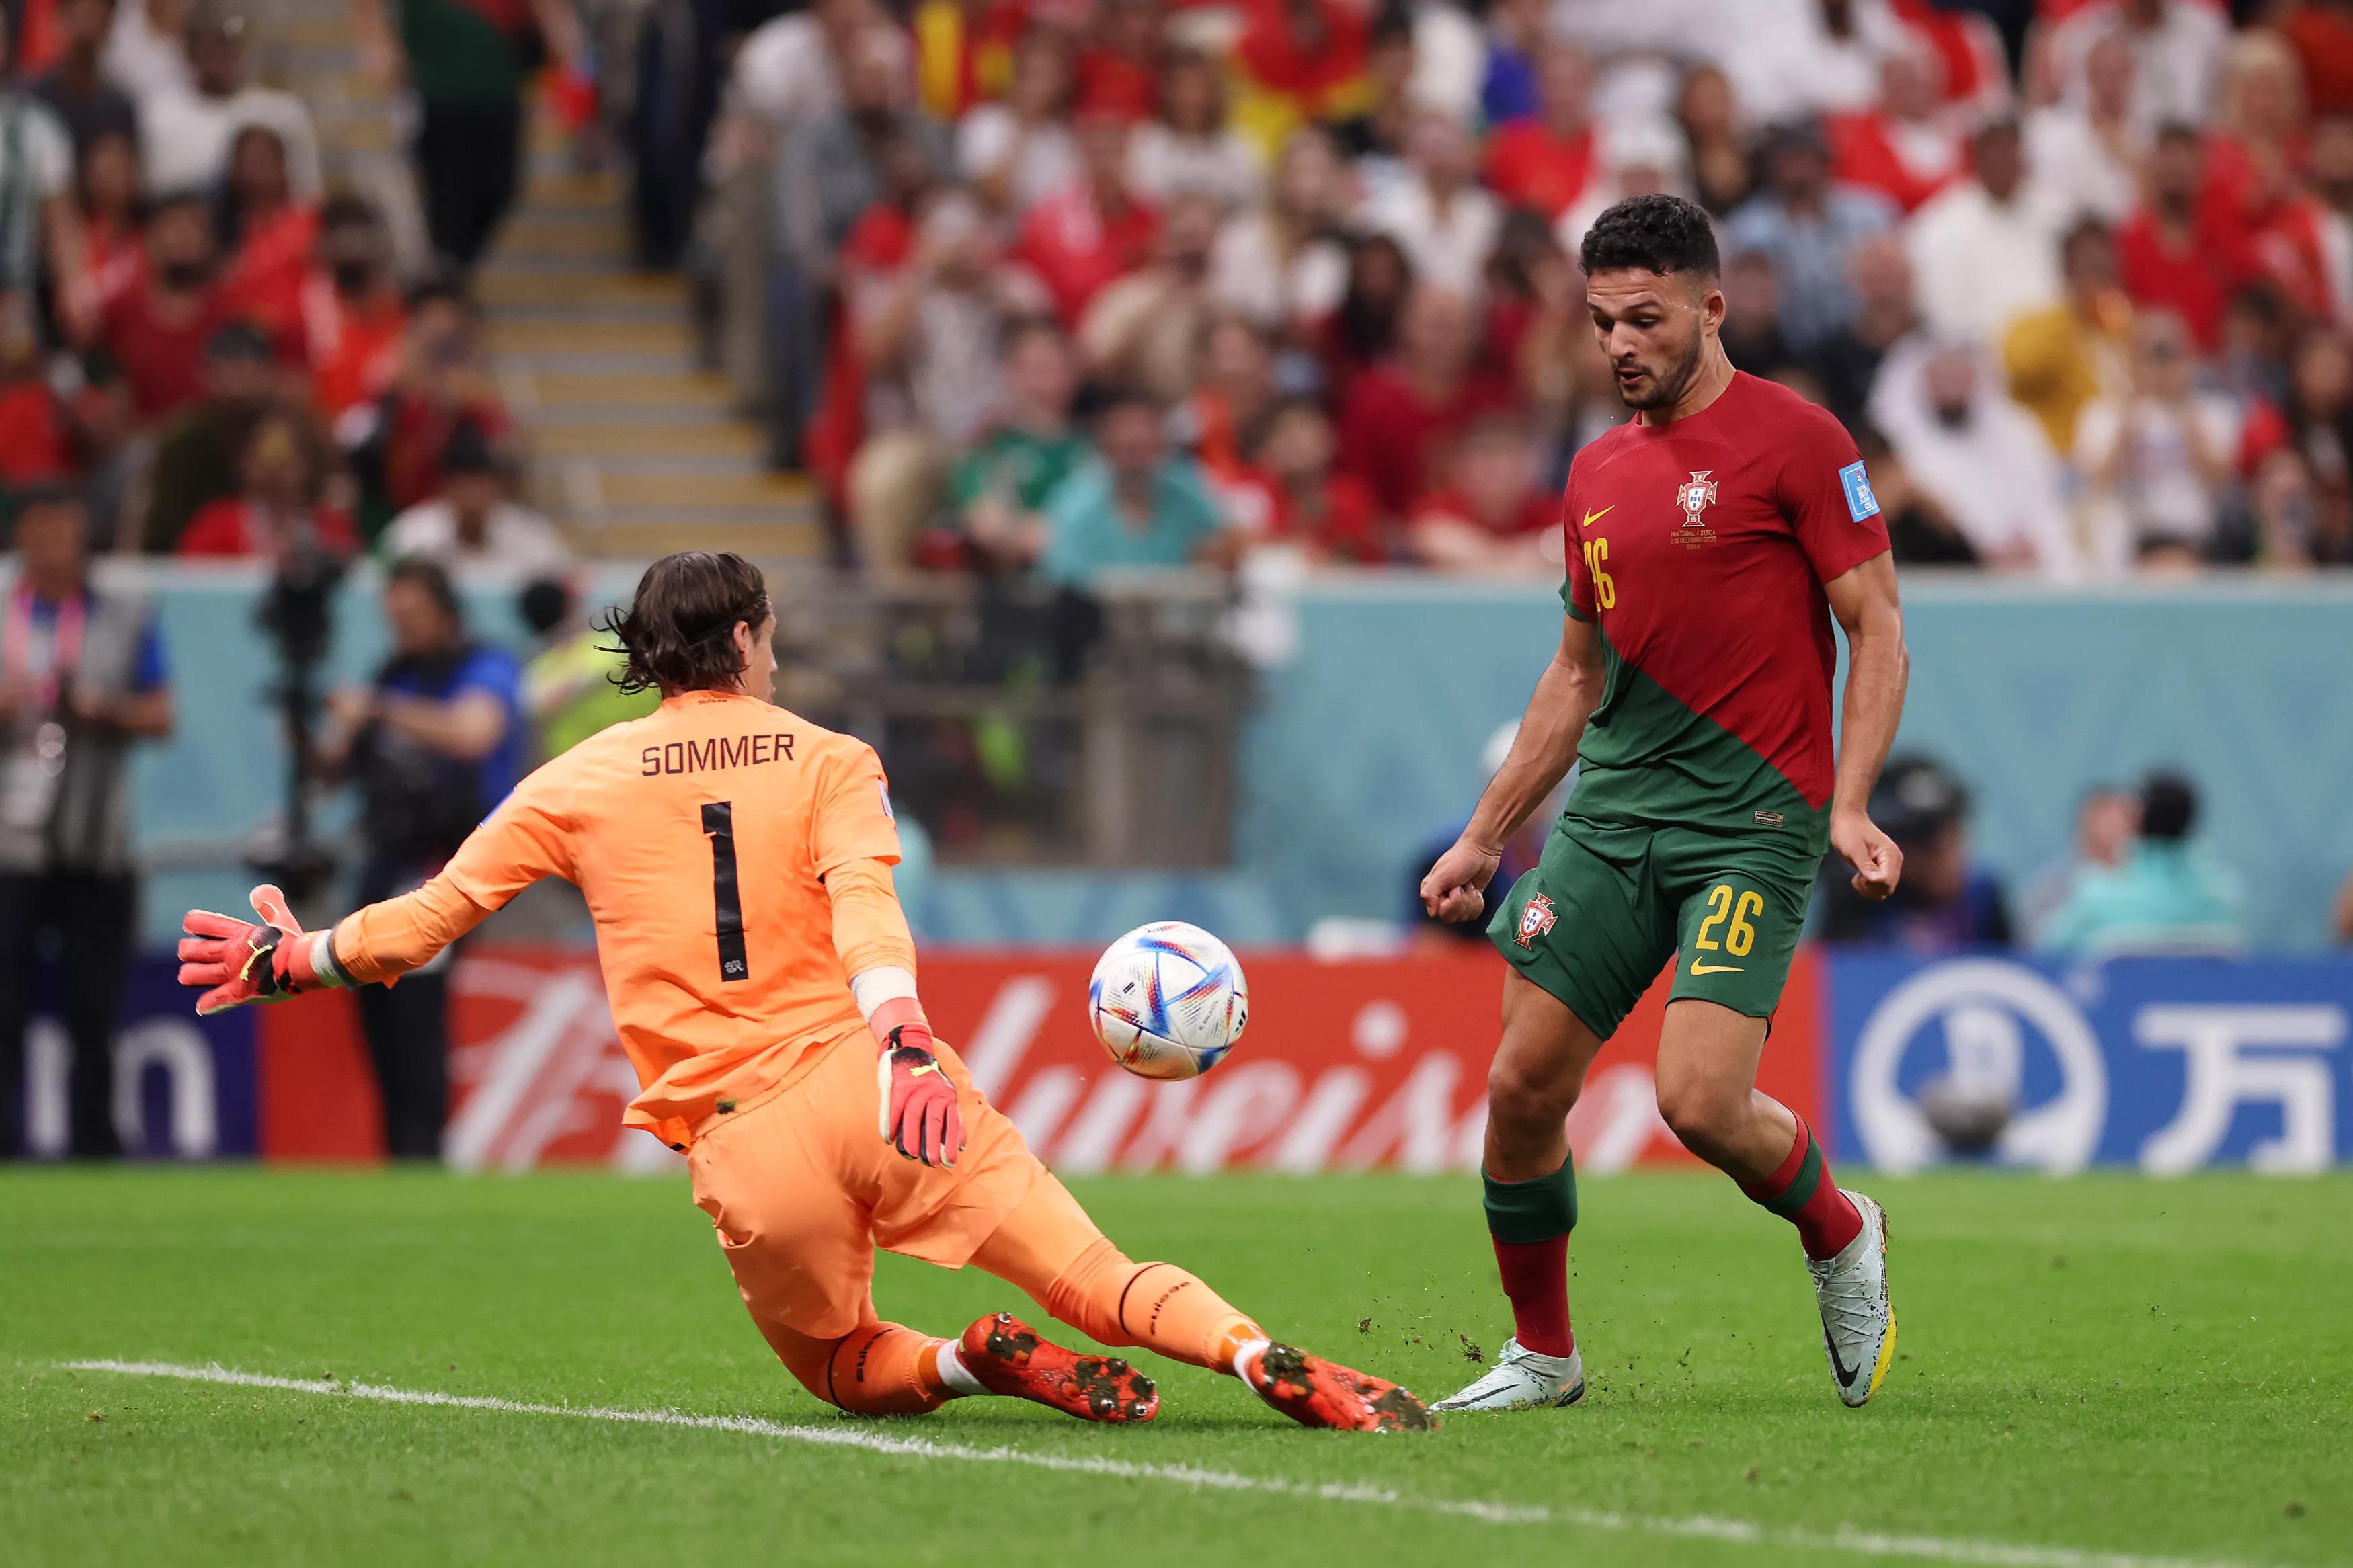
<box><xmin>177</xmin><ymin>885</ymin><xmax>343</xmax><ymax>1016</ymax></box>
<box><xmin>875</xmin><ymin>1017</ymin><xmax>963</xmax><ymax>1169</ymax></box>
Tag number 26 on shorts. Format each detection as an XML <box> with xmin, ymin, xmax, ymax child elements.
<box><xmin>1693</xmin><ymin>884</ymin><xmax>1763</xmax><ymax>957</ymax></box>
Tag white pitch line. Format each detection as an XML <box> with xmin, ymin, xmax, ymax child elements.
<box><xmin>67</xmin><ymin>1360</ymin><xmax>2250</xmax><ymax>1568</ymax></box>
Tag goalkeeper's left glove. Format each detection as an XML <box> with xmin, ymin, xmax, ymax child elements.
<box><xmin>875</xmin><ymin>1016</ymin><xmax>965</xmax><ymax>1169</ymax></box>
<box><xmin>177</xmin><ymin>884</ymin><xmax>347</xmax><ymax>1016</ymax></box>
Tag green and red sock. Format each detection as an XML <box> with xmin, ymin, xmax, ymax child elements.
<box><xmin>1742</xmin><ymin>1112</ymin><xmax>1861</xmax><ymax>1260</ymax></box>
<box><xmin>1482</xmin><ymin>1159</ymin><xmax>1576</xmax><ymax>1358</ymax></box>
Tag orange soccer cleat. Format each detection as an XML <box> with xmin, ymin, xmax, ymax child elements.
<box><xmin>957</xmin><ymin>1312</ymin><xmax>1160</xmax><ymax>1423</ymax></box>
<box><xmin>1242</xmin><ymin>1342</ymin><xmax>1435</xmax><ymax>1432</ymax></box>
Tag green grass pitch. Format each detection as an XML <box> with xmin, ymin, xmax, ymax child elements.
<box><xmin>4</xmin><ymin>1167</ymin><xmax>2348</xmax><ymax>1567</ymax></box>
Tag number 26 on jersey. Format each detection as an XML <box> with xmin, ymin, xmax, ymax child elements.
<box><xmin>1581</xmin><ymin>537</ymin><xmax>1616</xmax><ymax>610</ymax></box>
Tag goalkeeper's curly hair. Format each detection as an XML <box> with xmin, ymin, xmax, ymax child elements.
<box><xmin>600</xmin><ymin>550</ymin><xmax>774</xmax><ymax>695</ymax></box>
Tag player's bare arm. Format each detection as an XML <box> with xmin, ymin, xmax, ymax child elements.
<box><xmin>1421</xmin><ymin>614</ymin><xmax>1604</xmax><ymax>924</ymax></box>
<box><xmin>1823</xmin><ymin>551</ymin><xmax>1909</xmax><ymax>902</ymax></box>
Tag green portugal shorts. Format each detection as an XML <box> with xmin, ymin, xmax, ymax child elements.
<box><xmin>1487</xmin><ymin>814</ymin><xmax>1817</xmax><ymax>1038</ymax></box>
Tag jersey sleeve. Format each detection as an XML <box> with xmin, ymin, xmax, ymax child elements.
<box><xmin>1558</xmin><ymin>463</ymin><xmax>1595</xmax><ymax>622</ymax></box>
<box><xmin>1778</xmin><ymin>407</ymin><xmax>1892</xmax><ymax>586</ymax></box>
<box><xmin>810</xmin><ymin>741</ymin><xmax>904</xmax><ymax>878</ymax></box>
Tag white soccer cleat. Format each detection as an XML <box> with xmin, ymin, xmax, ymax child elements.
<box><xmin>1810</xmin><ymin>1190</ymin><xmax>1896</xmax><ymax>1407</ymax></box>
<box><xmin>1430</xmin><ymin>1338</ymin><xmax>1586</xmax><ymax>1412</ymax></box>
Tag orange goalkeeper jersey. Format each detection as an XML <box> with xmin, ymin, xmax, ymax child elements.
<box><xmin>331</xmin><ymin>690</ymin><xmax>907</xmax><ymax>1149</ymax></box>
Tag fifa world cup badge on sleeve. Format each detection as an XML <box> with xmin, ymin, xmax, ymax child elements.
<box><xmin>1839</xmin><ymin>461</ymin><xmax>1881</xmax><ymax>522</ymax></box>
<box><xmin>1516</xmin><ymin>893</ymin><xmax>1558</xmax><ymax>948</ymax></box>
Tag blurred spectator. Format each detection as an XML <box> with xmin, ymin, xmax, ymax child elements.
<box><xmin>1804</xmin><ymin>232</ymin><xmax>1920</xmax><ymax>430</ymax></box>
<box><xmin>69</xmin><ymin>354</ymin><xmax>140</xmax><ymax>549</ymax></box>
<box><xmin>1207</xmin><ymin>126</ymin><xmax>1349</xmax><ymax>340</ymax></box>
<box><xmin>956</xmin><ymin>22</ymin><xmax>1076</xmax><ymax>216</ymax></box>
<box><xmin>2282</xmin><ymin>1</ymin><xmax>2353</xmax><ymax>118</ymax></box>
<box><xmin>177</xmin><ymin>405</ymin><xmax>356</xmax><ymax>557</ymax></box>
<box><xmin>1554</xmin><ymin>117</ymin><xmax>1687</xmax><ymax>257</ymax></box>
<box><xmin>2037</xmin><ymin>770</ymin><xmax>2247</xmax><ymax>955</ymax></box>
<box><xmin>1230</xmin><ymin>0</ymin><xmax>1373</xmax><ymax>159</ymax></box>
<box><xmin>1482</xmin><ymin>39</ymin><xmax>1595</xmax><ymax>222</ymax></box>
<box><xmin>950</xmin><ymin>317</ymin><xmax>1086</xmax><ymax>572</ymax></box>
<box><xmin>1405</xmin><ymin>718</ymin><xmax>1552</xmax><ymax>944</ymax></box>
<box><xmin>0</xmin><ymin>42</ymin><xmax>88</xmax><ymax>333</ymax></box>
<box><xmin>103</xmin><ymin>0</ymin><xmax>192</xmax><ymax>99</ymax></box>
<box><xmin>2037</xmin><ymin>0</ymin><xmax>2226</xmax><ymax>136</ymax></box>
<box><xmin>1818</xmin><ymin>756</ymin><xmax>2011</xmax><ymax>951</ymax></box>
<box><xmin>28</xmin><ymin>0</ymin><xmax>138</xmax><ymax>153</ymax></box>
<box><xmin>2074</xmin><ymin>308</ymin><xmax>2240</xmax><ymax>573</ymax></box>
<box><xmin>1335</xmin><ymin>282</ymin><xmax>1509</xmax><ymax>516</ymax></box>
<box><xmin>0</xmin><ymin>294</ymin><xmax>73</xmax><ymax>491</ymax></box>
<box><xmin>344</xmin><ymin>278</ymin><xmax>512</xmax><ymax>533</ymax></box>
<box><xmin>1478</xmin><ymin>0</ymin><xmax>1546</xmax><ymax>126</ymax></box>
<box><xmin>1872</xmin><ymin>339</ymin><xmax>2078</xmax><ymax>574</ymax></box>
<box><xmin>1127</xmin><ymin>49</ymin><xmax>1259</xmax><ymax>211</ymax></box>
<box><xmin>516</xmin><ymin>576</ymin><xmax>655</xmax><ymax>764</ymax></box>
<box><xmin>1906</xmin><ymin>118</ymin><xmax>2063</xmax><ymax>345</ymax></box>
<box><xmin>725</xmin><ymin>0</ymin><xmax>892</xmax><ymax>149</ymax></box>
<box><xmin>1080</xmin><ymin>0</ymin><xmax>1164</xmax><ymax>124</ymax></box>
<box><xmin>2254</xmin><ymin>333</ymin><xmax>2353</xmax><ymax>563</ymax></box>
<box><xmin>1853</xmin><ymin>424</ymin><xmax>1977</xmax><ymax>565</ymax></box>
<box><xmin>1243</xmin><ymin>395</ymin><xmax>1382</xmax><ymax>561</ymax></box>
<box><xmin>2003</xmin><ymin>217</ymin><xmax>2130</xmax><ymax>456</ymax></box>
<box><xmin>2116</xmin><ymin>126</ymin><xmax>2225</xmax><ymax>349</ymax></box>
<box><xmin>1010</xmin><ymin>104</ymin><xmax>1158</xmax><ymax>325</ymax></box>
<box><xmin>319</xmin><ymin>557</ymin><xmax>524</xmax><ymax>1159</ymax></box>
<box><xmin>0</xmin><ymin>485</ymin><xmax>172</xmax><ymax>1161</ymax></box>
<box><xmin>1039</xmin><ymin>388</ymin><xmax>1232</xmax><ymax>589</ymax></box>
<box><xmin>1405</xmin><ymin>413</ymin><xmax>1556</xmax><ymax>573</ymax></box>
<box><xmin>2026</xmin><ymin>30</ymin><xmax>2141</xmax><ymax>225</ymax></box>
<box><xmin>1723</xmin><ymin>119</ymin><xmax>1897</xmax><ymax>355</ymax></box>
<box><xmin>138</xmin><ymin>322</ymin><xmax>290</xmax><ymax>552</ymax></box>
<box><xmin>1083</xmin><ymin>194</ymin><xmax>1222</xmax><ymax>404</ymax></box>
<box><xmin>141</xmin><ymin>6</ymin><xmax>320</xmax><ymax>202</ymax></box>
<box><xmin>1176</xmin><ymin>311</ymin><xmax>1279</xmax><ymax>497</ymax></box>
<box><xmin>99</xmin><ymin>194</ymin><xmax>230</xmax><ymax>427</ymax></box>
<box><xmin>1719</xmin><ymin>249</ymin><xmax>1799</xmax><ymax>383</ymax></box>
<box><xmin>1733</xmin><ymin>0</ymin><xmax>1923</xmax><ymax>124</ymax></box>
<box><xmin>1824</xmin><ymin>42</ymin><xmax>1964</xmax><ymax>217</ymax></box>
<box><xmin>74</xmin><ymin>129</ymin><xmax>140</xmax><ymax>314</ymax></box>
<box><xmin>1675</xmin><ymin>63</ymin><xmax>1754</xmax><ymax>216</ymax></box>
<box><xmin>381</xmin><ymin>421</ymin><xmax>567</xmax><ymax>572</ymax></box>
<box><xmin>216</xmin><ymin>124</ymin><xmax>315</xmax><ymax>349</ymax></box>
<box><xmin>348</xmin><ymin>0</ymin><xmax>578</xmax><ymax>272</ymax></box>
<box><xmin>303</xmin><ymin>194</ymin><xmax>407</xmax><ymax>421</ymax></box>
<box><xmin>1363</xmin><ymin>108</ymin><xmax>1500</xmax><ymax>298</ymax></box>
<box><xmin>847</xmin><ymin>190</ymin><xmax>1016</xmax><ymax>569</ymax></box>
<box><xmin>2020</xmin><ymin>784</ymin><xmax>2140</xmax><ymax>945</ymax></box>
<box><xmin>1328</xmin><ymin>8</ymin><xmax>1412</xmax><ymax>178</ymax></box>
<box><xmin>1320</xmin><ymin>231</ymin><xmax>1414</xmax><ymax>386</ymax></box>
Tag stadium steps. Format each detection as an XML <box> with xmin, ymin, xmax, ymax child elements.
<box><xmin>258</xmin><ymin>0</ymin><xmax>824</xmax><ymax>561</ymax></box>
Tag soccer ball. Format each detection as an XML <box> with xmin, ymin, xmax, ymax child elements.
<box><xmin>1088</xmin><ymin>922</ymin><xmax>1248</xmax><ymax>1081</ymax></box>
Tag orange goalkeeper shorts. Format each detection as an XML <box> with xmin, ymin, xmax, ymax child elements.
<box><xmin>684</xmin><ymin>1026</ymin><xmax>1048</xmax><ymax>1342</ymax></box>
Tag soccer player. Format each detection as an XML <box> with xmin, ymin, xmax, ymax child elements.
<box><xmin>1418</xmin><ymin>194</ymin><xmax>1909</xmax><ymax>1412</ymax></box>
<box><xmin>177</xmin><ymin>552</ymin><xmax>1429</xmax><ymax>1433</ymax></box>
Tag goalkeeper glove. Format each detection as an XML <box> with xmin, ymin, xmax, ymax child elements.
<box><xmin>177</xmin><ymin>884</ymin><xmax>346</xmax><ymax>1016</ymax></box>
<box><xmin>875</xmin><ymin>1018</ymin><xmax>964</xmax><ymax>1169</ymax></box>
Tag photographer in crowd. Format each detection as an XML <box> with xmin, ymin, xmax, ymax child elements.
<box><xmin>316</xmin><ymin>557</ymin><xmax>521</xmax><ymax>1159</ymax></box>
<box><xmin>0</xmin><ymin>487</ymin><xmax>173</xmax><ymax>1159</ymax></box>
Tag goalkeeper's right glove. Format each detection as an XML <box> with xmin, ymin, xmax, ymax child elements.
<box><xmin>177</xmin><ymin>884</ymin><xmax>346</xmax><ymax>1016</ymax></box>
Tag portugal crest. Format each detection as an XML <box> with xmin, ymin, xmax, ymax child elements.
<box><xmin>1677</xmin><ymin>470</ymin><xmax>1719</xmax><ymax>523</ymax></box>
<box><xmin>1515</xmin><ymin>892</ymin><xmax>1558</xmax><ymax>948</ymax></box>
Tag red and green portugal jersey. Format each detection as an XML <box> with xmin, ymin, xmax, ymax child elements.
<box><xmin>1560</xmin><ymin>372</ymin><xmax>1892</xmax><ymax>848</ymax></box>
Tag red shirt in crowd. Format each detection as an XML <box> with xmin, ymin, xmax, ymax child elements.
<box><xmin>1334</xmin><ymin>366</ymin><xmax>1514</xmax><ymax>515</ymax></box>
<box><xmin>177</xmin><ymin>498</ymin><xmax>360</xmax><ymax>558</ymax></box>
<box><xmin>1824</xmin><ymin>110</ymin><xmax>1955</xmax><ymax>214</ymax></box>
<box><xmin>303</xmin><ymin>276</ymin><xmax>408</xmax><ymax>421</ymax></box>
<box><xmin>1010</xmin><ymin>185</ymin><xmax>1160</xmax><ymax>325</ymax></box>
<box><xmin>1257</xmin><ymin>468</ymin><xmax>1384</xmax><ymax>562</ymax></box>
<box><xmin>1231</xmin><ymin>0</ymin><xmax>1369</xmax><ymax>117</ymax></box>
<box><xmin>0</xmin><ymin>380</ymin><xmax>73</xmax><ymax>483</ymax></box>
<box><xmin>1409</xmin><ymin>486</ymin><xmax>1555</xmax><ymax>540</ymax></box>
<box><xmin>376</xmin><ymin>393</ymin><xmax>515</xmax><ymax>512</ymax></box>
<box><xmin>1482</xmin><ymin>122</ymin><xmax>1595</xmax><ymax>220</ymax></box>
<box><xmin>99</xmin><ymin>285</ymin><xmax>227</xmax><ymax>421</ymax></box>
<box><xmin>222</xmin><ymin>205</ymin><xmax>322</xmax><ymax>356</ymax></box>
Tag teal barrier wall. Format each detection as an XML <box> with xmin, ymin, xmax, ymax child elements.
<box><xmin>64</xmin><ymin>565</ymin><xmax>2353</xmax><ymax>952</ymax></box>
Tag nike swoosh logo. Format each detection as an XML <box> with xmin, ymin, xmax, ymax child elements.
<box><xmin>1581</xmin><ymin>507</ymin><xmax>1613</xmax><ymax>528</ymax></box>
<box><xmin>1825</xmin><ymin>1329</ymin><xmax>1860</xmax><ymax>1389</ymax></box>
<box><xmin>1687</xmin><ymin>960</ymin><xmax>1744</xmax><ymax>975</ymax></box>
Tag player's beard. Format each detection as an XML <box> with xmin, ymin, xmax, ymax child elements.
<box><xmin>1621</xmin><ymin>329</ymin><xmax>1708</xmax><ymax>413</ymax></box>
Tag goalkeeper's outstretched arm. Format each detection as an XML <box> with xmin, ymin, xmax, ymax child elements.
<box><xmin>826</xmin><ymin>856</ymin><xmax>965</xmax><ymax>1172</ymax></box>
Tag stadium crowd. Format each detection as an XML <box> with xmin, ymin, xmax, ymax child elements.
<box><xmin>663</xmin><ymin>0</ymin><xmax>2353</xmax><ymax>577</ymax></box>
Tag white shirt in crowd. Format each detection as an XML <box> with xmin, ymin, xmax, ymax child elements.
<box><xmin>381</xmin><ymin>500</ymin><xmax>573</xmax><ymax>577</ymax></box>
<box><xmin>1207</xmin><ymin>213</ymin><xmax>1348</xmax><ymax>330</ymax></box>
<box><xmin>1905</xmin><ymin>179</ymin><xmax>2067</xmax><ymax>345</ymax></box>
<box><xmin>141</xmin><ymin>87</ymin><xmax>321</xmax><ymax>198</ymax></box>
<box><xmin>957</xmin><ymin>106</ymin><xmax>1080</xmax><ymax>215</ymax></box>
<box><xmin>728</xmin><ymin>13</ymin><xmax>906</xmax><ymax>132</ymax></box>
<box><xmin>1127</xmin><ymin>123</ymin><xmax>1262</xmax><ymax>211</ymax></box>
<box><xmin>104</xmin><ymin>0</ymin><xmax>195</xmax><ymax>101</ymax></box>
<box><xmin>0</xmin><ymin>98</ymin><xmax>75</xmax><ymax>202</ymax></box>
<box><xmin>1408</xmin><ymin>1</ymin><xmax>1487</xmax><ymax>124</ymax></box>
<box><xmin>1870</xmin><ymin>342</ymin><xmax>2083</xmax><ymax>577</ymax></box>
<box><xmin>2044</xmin><ymin>0</ymin><xmax>2226</xmax><ymax>136</ymax></box>
<box><xmin>1724</xmin><ymin>0</ymin><xmax>1919</xmax><ymax>123</ymax></box>
<box><xmin>2024</xmin><ymin>108</ymin><xmax>2142</xmax><ymax>225</ymax></box>
<box><xmin>2072</xmin><ymin>393</ymin><xmax>2241</xmax><ymax>573</ymax></box>
<box><xmin>1360</xmin><ymin>177</ymin><xmax>1501</xmax><ymax>298</ymax></box>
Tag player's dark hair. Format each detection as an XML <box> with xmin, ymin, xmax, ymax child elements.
<box><xmin>1577</xmin><ymin>192</ymin><xmax>1720</xmax><ymax>282</ymax></box>
<box><xmin>2139</xmin><ymin>771</ymin><xmax>2198</xmax><ymax>843</ymax></box>
<box><xmin>601</xmin><ymin>550</ymin><xmax>772</xmax><ymax>696</ymax></box>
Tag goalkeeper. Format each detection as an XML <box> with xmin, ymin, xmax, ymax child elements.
<box><xmin>180</xmin><ymin>551</ymin><xmax>1427</xmax><ymax>1433</ymax></box>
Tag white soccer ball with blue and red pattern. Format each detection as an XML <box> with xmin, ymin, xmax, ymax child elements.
<box><xmin>1088</xmin><ymin>922</ymin><xmax>1248</xmax><ymax>1081</ymax></box>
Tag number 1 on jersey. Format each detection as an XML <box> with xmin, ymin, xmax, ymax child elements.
<box><xmin>702</xmin><ymin>800</ymin><xmax>749</xmax><ymax>982</ymax></box>
<box><xmin>1582</xmin><ymin>537</ymin><xmax>1616</xmax><ymax>610</ymax></box>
